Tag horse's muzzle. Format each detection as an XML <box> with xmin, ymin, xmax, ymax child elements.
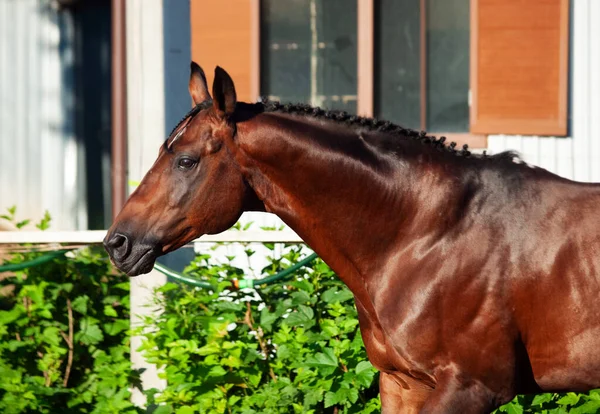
<box><xmin>103</xmin><ymin>232</ymin><xmax>160</xmax><ymax>276</ymax></box>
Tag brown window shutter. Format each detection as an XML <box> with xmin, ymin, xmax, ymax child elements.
<box><xmin>190</xmin><ymin>0</ymin><xmax>254</xmax><ymax>102</ymax></box>
<box><xmin>470</xmin><ymin>0</ymin><xmax>569</xmax><ymax>136</ymax></box>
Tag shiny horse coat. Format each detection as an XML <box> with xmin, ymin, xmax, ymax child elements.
<box><xmin>105</xmin><ymin>63</ymin><xmax>600</xmax><ymax>413</ymax></box>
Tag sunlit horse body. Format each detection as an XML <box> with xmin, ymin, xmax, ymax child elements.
<box><xmin>105</xmin><ymin>63</ymin><xmax>600</xmax><ymax>413</ymax></box>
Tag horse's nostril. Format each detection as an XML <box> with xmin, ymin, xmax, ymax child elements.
<box><xmin>105</xmin><ymin>233</ymin><xmax>130</xmax><ymax>260</ymax></box>
<box><xmin>110</xmin><ymin>234</ymin><xmax>127</xmax><ymax>248</ymax></box>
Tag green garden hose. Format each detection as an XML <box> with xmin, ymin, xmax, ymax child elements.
<box><xmin>234</xmin><ymin>252</ymin><xmax>319</xmax><ymax>289</ymax></box>
<box><xmin>0</xmin><ymin>248</ymin><xmax>319</xmax><ymax>291</ymax></box>
<box><xmin>153</xmin><ymin>261</ymin><xmax>215</xmax><ymax>289</ymax></box>
<box><xmin>0</xmin><ymin>249</ymin><xmax>67</xmax><ymax>272</ymax></box>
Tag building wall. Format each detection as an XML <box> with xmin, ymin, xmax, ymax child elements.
<box><xmin>0</xmin><ymin>0</ymin><xmax>86</xmax><ymax>230</ymax></box>
<box><xmin>488</xmin><ymin>0</ymin><xmax>600</xmax><ymax>183</ymax></box>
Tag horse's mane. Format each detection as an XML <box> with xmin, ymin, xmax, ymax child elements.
<box><xmin>257</xmin><ymin>99</ymin><xmax>518</xmax><ymax>163</ymax></box>
<box><xmin>166</xmin><ymin>98</ymin><xmax>519</xmax><ymax>164</ymax></box>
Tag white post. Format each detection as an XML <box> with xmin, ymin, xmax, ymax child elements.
<box><xmin>125</xmin><ymin>0</ymin><xmax>167</xmax><ymax>406</ymax></box>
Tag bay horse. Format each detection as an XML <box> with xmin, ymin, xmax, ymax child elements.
<box><xmin>104</xmin><ymin>63</ymin><xmax>600</xmax><ymax>413</ymax></box>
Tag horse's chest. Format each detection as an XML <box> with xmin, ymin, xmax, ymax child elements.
<box><xmin>355</xmin><ymin>296</ymin><xmax>433</xmax><ymax>376</ymax></box>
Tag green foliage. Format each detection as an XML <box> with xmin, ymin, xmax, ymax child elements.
<box><xmin>35</xmin><ymin>211</ymin><xmax>52</xmax><ymax>231</ymax></box>
<box><xmin>495</xmin><ymin>390</ymin><xmax>600</xmax><ymax>414</ymax></box>
<box><xmin>0</xmin><ymin>244</ymin><xmax>140</xmax><ymax>413</ymax></box>
<box><xmin>0</xmin><ymin>206</ymin><xmax>31</xmax><ymax>229</ymax></box>
<box><xmin>138</xmin><ymin>245</ymin><xmax>381</xmax><ymax>413</ymax></box>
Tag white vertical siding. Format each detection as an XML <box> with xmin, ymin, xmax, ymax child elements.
<box><xmin>125</xmin><ymin>0</ymin><xmax>167</xmax><ymax>407</ymax></box>
<box><xmin>0</xmin><ymin>0</ymin><xmax>86</xmax><ymax>229</ymax></box>
<box><xmin>488</xmin><ymin>0</ymin><xmax>600</xmax><ymax>183</ymax></box>
<box><xmin>589</xmin><ymin>0</ymin><xmax>600</xmax><ymax>181</ymax></box>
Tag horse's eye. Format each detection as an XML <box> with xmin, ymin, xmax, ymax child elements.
<box><xmin>177</xmin><ymin>157</ymin><xmax>196</xmax><ymax>170</ymax></box>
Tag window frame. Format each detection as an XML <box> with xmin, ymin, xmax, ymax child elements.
<box><xmin>252</xmin><ymin>0</ymin><xmax>487</xmax><ymax>149</ymax></box>
<box><xmin>360</xmin><ymin>0</ymin><xmax>485</xmax><ymax>148</ymax></box>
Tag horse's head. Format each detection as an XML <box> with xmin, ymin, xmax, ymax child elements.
<box><xmin>104</xmin><ymin>63</ymin><xmax>260</xmax><ymax>276</ymax></box>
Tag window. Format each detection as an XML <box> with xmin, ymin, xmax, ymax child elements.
<box><xmin>260</xmin><ymin>0</ymin><xmax>358</xmax><ymax>112</ymax></box>
<box><xmin>191</xmin><ymin>0</ymin><xmax>569</xmax><ymax>141</ymax></box>
<box><xmin>375</xmin><ymin>0</ymin><xmax>470</xmax><ymax>133</ymax></box>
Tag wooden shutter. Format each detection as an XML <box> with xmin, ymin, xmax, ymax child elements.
<box><xmin>470</xmin><ymin>0</ymin><xmax>569</xmax><ymax>136</ymax></box>
<box><xmin>190</xmin><ymin>0</ymin><xmax>258</xmax><ymax>102</ymax></box>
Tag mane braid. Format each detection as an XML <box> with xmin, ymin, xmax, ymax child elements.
<box><xmin>259</xmin><ymin>98</ymin><xmax>504</xmax><ymax>160</ymax></box>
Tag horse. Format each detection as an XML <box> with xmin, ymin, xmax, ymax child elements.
<box><xmin>104</xmin><ymin>62</ymin><xmax>600</xmax><ymax>413</ymax></box>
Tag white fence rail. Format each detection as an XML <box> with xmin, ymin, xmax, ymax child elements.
<box><xmin>0</xmin><ymin>229</ymin><xmax>303</xmax><ymax>244</ymax></box>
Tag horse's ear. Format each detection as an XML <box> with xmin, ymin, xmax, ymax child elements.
<box><xmin>212</xmin><ymin>66</ymin><xmax>237</xmax><ymax>117</ymax></box>
<box><xmin>189</xmin><ymin>61</ymin><xmax>211</xmax><ymax>104</ymax></box>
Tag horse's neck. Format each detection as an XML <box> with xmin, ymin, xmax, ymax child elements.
<box><xmin>234</xmin><ymin>113</ymin><xmax>458</xmax><ymax>290</ymax></box>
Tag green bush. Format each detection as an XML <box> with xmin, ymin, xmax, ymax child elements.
<box><xmin>494</xmin><ymin>391</ymin><xmax>600</xmax><ymax>414</ymax></box>
<box><xmin>0</xmin><ymin>242</ymin><xmax>140</xmax><ymax>413</ymax></box>
<box><xmin>138</xmin><ymin>244</ymin><xmax>381</xmax><ymax>414</ymax></box>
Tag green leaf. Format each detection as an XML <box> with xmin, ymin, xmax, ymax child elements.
<box><xmin>334</xmin><ymin>386</ymin><xmax>359</xmax><ymax>405</ymax></box>
<box><xmin>320</xmin><ymin>319</ymin><xmax>340</xmax><ymax>337</ymax></box>
<box><xmin>499</xmin><ymin>402</ymin><xmax>523</xmax><ymax>414</ymax></box>
<box><xmin>0</xmin><ymin>308</ymin><xmax>23</xmax><ymax>325</ymax></box>
<box><xmin>324</xmin><ymin>391</ymin><xmax>338</xmax><ymax>408</ymax></box>
<box><xmin>153</xmin><ymin>406</ymin><xmax>173</xmax><ymax>414</ymax></box>
<box><xmin>322</xmin><ymin>287</ymin><xmax>354</xmax><ymax>304</ymax></box>
<box><xmin>531</xmin><ymin>393</ymin><xmax>553</xmax><ymax>406</ymax></box>
<box><xmin>113</xmin><ymin>282</ymin><xmax>130</xmax><ymax>291</ymax></box>
<box><xmin>285</xmin><ymin>305</ymin><xmax>314</xmax><ymax>326</ymax></box>
<box><xmin>15</xmin><ymin>219</ymin><xmax>30</xmax><ymax>229</ymax></box>
<box><xmin>71</xmin><ymin>295</ymin><xmax>89</xmax><ymax>315</ymax></box>
<box><xmin>260</xmin><ymin>307</ymin><xmax>280</xmax><ymax>332</ymax></box>
<box><xmin>570</xmin><ymin>400</ymin><xmax>600</xmax><ymax>414</ymax></box>
<box><xmin>103</xmin><ymin>305</ymin><xmax>118</xmax><ymax>317</ymax></box>
<box><xmin>290</xmin><ymin>291</ymin><xmax>311</xmax><ymax>306</ymax></box>
<box><xmin>77</xmin><ymin>318</ymin><xmax>104</xmax><ymax>345</ymax></box>
<box><xmin>289</xmin><ymin>279</ymin><xmax>314</xmax><ymax>294</ymax></box>
<box><xmin>197</xmin><ymin>342</ymin><xmax>221</xmax><ymax>356</ymax></box>
<box><xmin>41</xmin><ymin>327</ymin><xmax>62</xmax><ymax>347</ymax></box>
<box><xmin>104</xmin><ymin>319</ymin><xmax>129</xmax><ymax>336</ymax></box>
<box><xmin>557</xmin><ymin>393</ymin><xmax>580</xmax><ymax>406</ymax></box>
<box><xmin>38</xmin><ymin>308</ymin><xmax>53</xmax><ymax>319</ymax></box>
<box><xmin>355</xmin><ymin>360</ymin><xmax>373</xmax><ymax>373</ymax></box>
<box><xmin>354</xmin><ymin>361</ymin><xmax>375</xmax><ymax>387</ymax></box>
<box><xmin>35</xmin><ymin>210</ymin><xmax>52</xmax><ymax>231</ymax></box>
<box><xmin>303</xmin><ymin>388</ymin><xmax>323</xmax><ymax>407</ymax></box>
<box><xmin>175</xmin><ymin>406</ymin><xmax>196</xmax><ymax>414</ymax></box>
<box><xmin>207</xmin><ymin>365</ymin><xmax>227</xmax><ymax>378</ymax></box>
<box><xmin>305</xmin><ymin>348</ymin><xmax>338</xmax><ymax>375</ymax></box>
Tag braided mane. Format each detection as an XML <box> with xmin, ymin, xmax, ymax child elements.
<box><xmin>259</xmin><ymin>98</ymin><xmax>520</xmax><ymax>163</ymax></box>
